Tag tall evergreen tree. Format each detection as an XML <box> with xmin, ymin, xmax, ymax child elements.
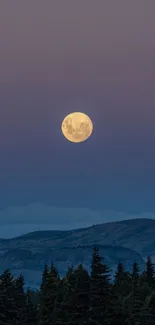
<box><xmin>114</xmin><ymin>262</ymin><xmax>126</xmax><ymax>285</ymax></box>
<box><xmin>146</xmin><ymin>256</ymin><xmax>155</xmax><ymax>287</ymax></box>
<box><xmin>23</xmin><ymin>288</ymin><xmax>38</xmax><ymax>325</ymax></box>
<box><xmin>71</xmin><ymin>264</ymin><xmax>90</xmax><ymax>325</ymax></box>
<box><xmin>14</xmin><ymin>273</ymin><xmax>26</xmax><ymax>324</ymax></box>
<box><xmin>38</xmin><ymin>263</ymin><xmax>49</xmax><ymax>325</ymax></box>
<box><xmin>55</xmin><ymin>266</ymin><xmax>77</xmax><ymax>325</ymax></box>
<box><xmin>46</xmin><ymin>264</ymin><xmax>60</xmax><ymax>324</ymax></box>
<box><xmin>132</xmin><ymin>261</ymin><xmax>140</xmax><ymax>287</ymax></box>
<box><xmin>125</xmin><ymin>282</ymin><xmax>142</xmax><ymax>323</ymax></box>
<box><xmin>66</xmin><ymin>265</ymin><xmax>77</xmax><ymax>290</ymax></box>
<box><xmin>56</xmin><ymin>264</ymin><xmax>90</xmax><ymax>325</ymax></box>
<box><xmin>39</xmin><ymin>263</ymin><xmax>60</xmax><ymax>325</ymax></box>
<box><xmin>114</xmin><ymin>261</ymin><xmax>132</xmax><ymax>296</ymax></box>
<box><xmin>90</xmin><ymin>246</ymin><xmax>112</xmax><ymax>325</ymax></box>
<box><xmin>0</xmin><ymin>269</ymin><xmax>17</xmax><ymax>325</ymax></box>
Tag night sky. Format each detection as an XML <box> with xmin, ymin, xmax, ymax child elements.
<box><xmin>0</xmin><ymin>1</ymin><xmax>155</xmax><ymax>237</ymax></box>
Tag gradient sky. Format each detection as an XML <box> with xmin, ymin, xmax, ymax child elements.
<box><xmin>0</xmin><ymin>1</ymin><xmax>155</xmax><ymax>236</ymax></box>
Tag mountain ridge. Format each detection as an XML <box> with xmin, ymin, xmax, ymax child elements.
<box><xmin>0</xmin><ymin>217</ymin><xmax>155</xmax><ymax>288</ymax></box>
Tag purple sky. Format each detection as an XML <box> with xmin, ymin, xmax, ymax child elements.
<box><xmin>0</xmin><ymin>1</ymin><xmax>155</xmax><ymax>236</ymax></box>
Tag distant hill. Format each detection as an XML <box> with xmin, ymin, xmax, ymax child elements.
<box><xmin>2</xmin><ymin>218</ymin><xmax>155</xmax><ymax>256</ymax></box>
<box><xmin>1</xmin><ymin>218</ymin><xmax>155</xmax><ymax>288</ymax></box>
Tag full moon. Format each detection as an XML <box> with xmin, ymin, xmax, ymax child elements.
<box><xmin>61</xmin><ymin>112</ymin><xmax>93</xmax><ymax>143</ymax></box>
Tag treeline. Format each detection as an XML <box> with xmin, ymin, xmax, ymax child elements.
<box><xmin>0</xmin><ymin>247</ymin><xmax>155</xmax><ymax>324</ymax></box>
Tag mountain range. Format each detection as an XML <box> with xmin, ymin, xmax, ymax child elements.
<box><xmin>0</xmin><ymin>218</ymin><xmax>155</xmax><ymax>289</ymax></box>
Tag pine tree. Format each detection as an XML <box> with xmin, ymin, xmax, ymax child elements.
<box><xmin>66</xmin><ymin>265</ymin><xmax>77</xmax><ymax>290</ymax></box>
<box><xmin>114</xmin><ymin>261</ymin><xmax>132</xmax><ymax>296</ymax></box>
<box><xmin>90</xmin><ymin>246</ymin><xmax>112</xmax><ymax>325</ymax></box>
<box><xmin>46</xmin><ymin>264</ymin><xmax>60</xmax><ymax>324</ymax></box>
<box><xmin>146</xmin><ymin>256</ymin><xmax>155</xmax><ymax>287</ymax></box>
<box><xmin>14</xmin><ymin>273</ymin><xmax>26</xmax><ymax>324</ymax></box>
<box><xmin>55</xmin><ymin>266</ymin><xmax>77</xmax><ymax>325</ymax></box>
<box><xmin>125</xmin><ymin>262</ymin><xmax>142</xmax><ymax>325</ymax></box>
<box><xmin>132</xmin><ymin>261</ymin><xmax>140</xmax><ymax>287</ymax></box>
<box><xmin>0</xmin><ymin>269</ymin><xmax>17</xmax><ymax>325</ymax></box>
<box><xmin>72</xmin><ymin>264</ymin><xmax>90</xmax><ymax>325</ymax></box>
<box><xmin>110</xmin><ymin>262</ymin><xmax>128</xmax><ymax>325</ymax></box>
<box><xmin>39</xmin><ymin>263</ymin><xmax>60</xmax><ymax>325</ymax></box>
<box><xmin>23</xmin><ymin>288</ymin><xmax>38</xmax><ymax>325</ymax></box>
<box><xmin>38</xmin><ymin>263</ymin><xmax>49</xmax><ymax>325</ymax></box>
<box><xmin>114</xmin><ymin>262</ymin><xmax>125</xmax><ymax>284</ymax></box>
<box><xmin>56</xmin><ymin>264</ymin><xmax>90</xmax><ymax>325</ymax></box>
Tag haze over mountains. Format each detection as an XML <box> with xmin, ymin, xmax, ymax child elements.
<box><xmin>0</xmin><ymin>218</ymin><xmax>155</xmax><ymax>289</ymax></box>
<box><xmin>0</xmin><ymin>203</ymin><xmax>155</xmax><ymax>238</ymax></box>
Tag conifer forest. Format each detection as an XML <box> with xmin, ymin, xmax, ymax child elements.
<box><xmin>0</xmin><ymin>247</ymin><xmax>155</xmax><ymax>324</ymax></box>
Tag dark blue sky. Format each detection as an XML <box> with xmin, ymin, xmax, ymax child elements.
<box><xmin>0</xmin><ymin>1</ymin><xmax>155</xmax><ymax>236</ymax></box>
